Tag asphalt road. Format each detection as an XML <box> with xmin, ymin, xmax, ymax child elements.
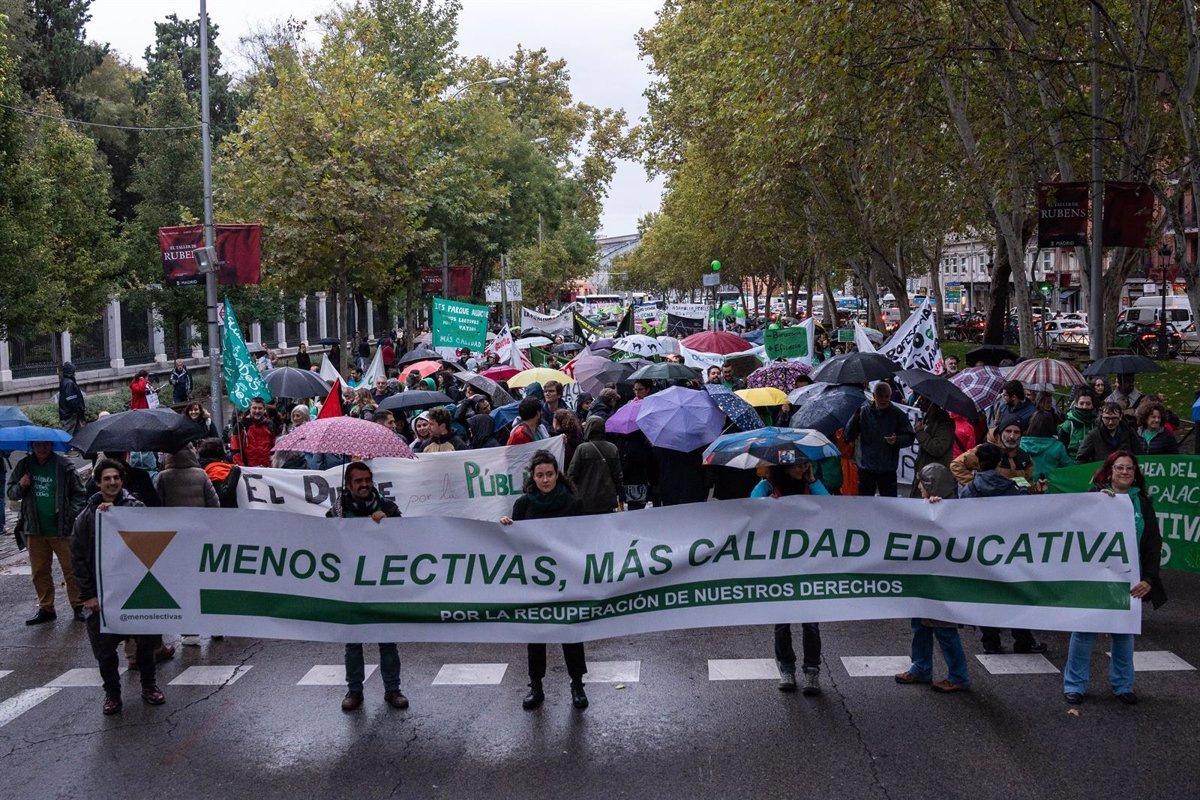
<box><xmin>0</xmin><ymin>553</ymin><xmax>1196</xmax><ymax>800</ymax></box>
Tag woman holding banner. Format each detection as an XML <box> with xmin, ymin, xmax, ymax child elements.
<box><xmin>1063</xmin><ymin>451</ymin><xmax>1166</xmax><ymax>706</ymax></box>
<box><xmin>500</xmin><ymin>450</ymin><xmax>588</xmax><ymax>711</ymax></box>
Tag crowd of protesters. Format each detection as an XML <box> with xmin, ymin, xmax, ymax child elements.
<box><xmin>14</xmin><ymin>325</ymin><xmax>1191</xmax><ymax>717</ymax></box>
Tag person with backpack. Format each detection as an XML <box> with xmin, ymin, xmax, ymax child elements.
<box><xmin>568</xmin><ymin>417</ymin><xmax>624</xmax><ymax>515</ymax></box>
<box><xmin>197</xmin><ymin>438</ymin><xmax>241</xmax><ymax>508</ymax></box>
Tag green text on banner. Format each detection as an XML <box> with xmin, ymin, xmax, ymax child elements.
<box><xmin>1049</xmin><ymin>455</ymin><xmax>1200</xmax><ymax>572</ymax></box>
<box><xmin>432</xmin><ymin>298</ymin><xmax>489</xmax><ymax>351</ymax></box>
<box><xmin>764</xmin><ymin>326</ymin><xmax>808</xmax><ymax>360</ymax></box>
<box><xmin>98</xmin><ymin>494</ymin><xmax>1140</xmax><ymax>643</ymax></box>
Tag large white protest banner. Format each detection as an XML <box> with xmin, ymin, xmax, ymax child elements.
<box><xmin>879</xmin><ymin>295</ymin><xmax>944</xmax><ymax>373</ymax></box>
<box><xmin>236</xmin><ymin>436</ymin><xmax>565</xmax><ymax>520</ymax></box>
<box><xmin>99</xmin><ymin>494</ymin><xmax>1141</xmax><ymax>643</ymax></box>
<box><xmin>521</xmin><ymin>306</ymin><xmax>573</xmax><ymax>335</ymax></box>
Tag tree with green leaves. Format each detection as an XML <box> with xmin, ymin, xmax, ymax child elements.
<box><xmin>140</xmin><ymin>12</ymin><xmax>242</xmax><ymax>140</ymax></box>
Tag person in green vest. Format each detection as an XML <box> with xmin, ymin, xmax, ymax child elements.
<box><xmin>1056</xmin><ymin>387</ymin><xmax>1097</xmax><ymax>456</ymax></box>
<box><xmin>1021</xmin><ymin>411</ymin><xmax>1073</xmax><ymax>480</ymax></box>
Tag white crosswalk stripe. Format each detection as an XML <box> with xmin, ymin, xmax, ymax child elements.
<box><xmin>975</xmin><ymin>654</ymin><xmax>1059</xmax><ymax>675</ymax></box>
<box><xmin>1114</xmin><ymin>650</ymin><xmax>1196</xmax><ymax>671</ymax></box>
<box><xmin>297</xmin><ymin>664</ymin><xmax>376</xmax><ymax>685</ymax></box>
<box><xmin>0</xmin><ymin>671</ymin><xmax>12</xmax><ymax>681</ymax></box>
<box><xmin>839</xmin><ymin>656</ymin><xmax>911</xmax><ymax>677</ymax></box>
<box><xmin>169</xmin><ymin>665</ymin><xmax>252</xmax><ymax>686</ymax></box>
<box><xmin>707</xmin><ymin>658</ymin><xmax>779</xmax><ymax>681</ymax></box>
<box><xmin>585</xmin><ymin>660</ymin><xmax>641</xmax><ymax>683</ymax></box>
<box><xmin>432</xmin><ymin>663</ymin><xmax>507</xmax><ymax>685</ymax></box>
<box><xmin>0</xmin><ymin>688</ymin><xmax>61</xmax><ymax>729</ymax></box>
<box><xmin>47</xmin><ymin>668</ymin><xmax>122</xmax><ymax>687</ymax></box>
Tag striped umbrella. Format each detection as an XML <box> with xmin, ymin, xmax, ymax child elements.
<box><xmin>949</xmin><ymin>366</ymin><xmax>1006</xmax><ymax>412</ymax></box>
<box><xmin>1005</xmin><ymin>358</ymin><xmax>1086</xmax><ymax>388</ymax></box>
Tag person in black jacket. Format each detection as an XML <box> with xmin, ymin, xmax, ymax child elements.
<box><xmin>70</xmin><ymin>459</ymin><xmax>165</xmax><ymax>715</ymax></box>
<box><xmin>500</xmin><ymin>449</ymin><xmax>588</xmax><ymax>711</ymax></box>
<box><xmin>845</xmin><ymin>382</ymin><xmax>915</xmax><ymax>497</ymax></box>
<box><xmin>1063</xmin><ymin>450</ymin><xmax>1166</xmax><ymax>705</ymax></box>
<box><xmin>58</xmin><ymin>361</ymin><xmax>86</xmax><ymax>434</ymax></box>
<box><xmin>1136</xmin><ymin>401</ymin><xmax>1180</xmax><ymax>455</ymax></box>
<box><xmin>295</xmin><ymin>341</ymin><xmax>312</xmax><ymax>372</ymax></box>
<box><xmin>84</xmin><ymin>451</ymin><xmax>161</xmax><ymax>507</ymax></box>
<box><xmin>326</xmin><ymin>462</ymin><xmax>408</xmax><ymax>712</ymax></box>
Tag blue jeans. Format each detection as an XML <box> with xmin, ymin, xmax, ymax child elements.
<box><xmin>1063</xmin><ymin>632</ymin><xmax>1135</xmax><ymax>695</ymax></box>
<box><xmin>345</xmin><ymin>643</ymin><xmax>401</xmax><ymax>692</ymax></box>
<box><xmin>908</xmin><ymin>619</ymin><xmax>969</xmax><ymax>686</ymax></box>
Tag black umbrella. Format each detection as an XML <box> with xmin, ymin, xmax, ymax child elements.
<box><xmin>263</xmin><ymin>367</ymin><xmax>330</xmax><ymax>399</ymax></box>
<box><xmin>317</xmin><ymin>336</ymin><xmax>341</xmax><ymax>346</ymax></box>
<box><xmin>1083</xmin><ymin>354</ymin><xmax>1163</xmax><ymax>377</ymax></box>
<box><xmin>72</xmin><ymin>409</ymin><xmax>209</xmax><ymax>457</ymax></box>
<box><xmin>809</xmin><ymin>352</ymin><xmax>901</xmax><ymax>385</ymax></box>
<box><xmin>628</xmin><ymin>362</ymin><xmax>700</xmax><ymax>382</ymax></box>
<box><xmin>965</xmin><ymin>344</ymin><xmax>1019</xmax><ymax>367</ymax></box>
<box><xmin>518</xmin><ymin>327</ymin><xmax>558</xmax><ymax>340</ymax></box>
<box><xmin>895</xmin><ymin>369</ymin><xmax>978</xmax><ymax>418</ymax></box>
<box><xmin>551</xmin><ymin>342</ymin><xmax>583</xmax><ymax>355</ymax></box>
<box><xmin>397</xmin><ymin>347</ymin><xmax>445</xmax><ymax>367</ymax></box>
<box><xmin>788</xmin><ymin>384</ymin><xmax>869</xmax><ymax>438</ymax></box>
<box><xmin>377</xmin><ymin>390</ymin><xmax>453</xmax><ymax>414</ymax></box>
<box><xmin>455</xmin><ymin>372</ymin><xmax>515</xmax><ymax>406</ymax></box>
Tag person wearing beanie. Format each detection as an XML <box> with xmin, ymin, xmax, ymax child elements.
<box><xmin>949</xmin><ymin>413</ymin><xmax>1034</xmax><ymax>486</ymax></box>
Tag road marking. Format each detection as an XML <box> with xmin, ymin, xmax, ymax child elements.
<box><xmin>47</xmin><ymin>667</ymin><xmax>125</xmax><ymax>687</ymax></box>
<box><xmin>839</xmin><ymin>656</ymin><xmax>912</xmax><ymax>677</ymax></box>
<box><xmin>169</xmin><ymin>665</ymin><xmax>252</xmax><ymax>686</ymax></box>
<box><xmin>707</xmin><ymin>659</ymin><xmax>779</xmax><ymax>681</ymax></box>
<box><xmin>1107</xmin><ymin>650</ymin><xmax>1196</xmax><ymax>672</ymax></box>
<box><xmin>586</xmin><ymin>660</ymin><xmax>641</xmax><ymax>683</ymax></box>
<box><xmin>297</xmin><ymin>664</ymin><xmax>377</xmax><ymax>686</ymax></box>
<box><xmin>975</xmin><ymin>654</ymin><xmax>1059</xmax><ymax>675</ymax></box>
<box><xmin>0</xmin><ymin>688</ymin><xmax>61</xmax><ymax>728</ymax></box>
<box><xmin>0</xmin><ymin>671</ymin><xmax>12</xmax><ymax>680</ymax></box>
<box><xmin>0</xmin><ymin>564</ymin><xmax>32</xmax><ymax>576</ymax></box>
<box><xmin>432</xmin><ymin>663</ymin><xmax>507</xmax><ymax>685</ymax></box>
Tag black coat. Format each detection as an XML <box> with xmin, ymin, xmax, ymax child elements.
<box><xmin>652</xmin><ymin>445</ymin><xmax>708</xmax><ymax>506</ymax></box>
<box><xmin>58</xmin><ymin>363</ymin><xmax>86</xmax><ymax>419</ymax></box>
<box><xmin>845</xmin><ymin>401</ymin><xmax>916</xmax><ymax>472</ymax></box>
<box><xmin>71</xmin><ymin>489</ymin><xmax>144</xmax><ymax>602</ymax></box>
<box><xmin>511</xmin><ymin>488</ymin><xmax>581</xmax><ymax>520</ymax></box>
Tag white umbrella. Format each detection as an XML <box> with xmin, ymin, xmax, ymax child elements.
<box><xmin>515</xmin><ymin>336</ymin><xmax>553</xmax><ymax>349</ymax></box>
<box><xmin>656</xmin><ymin>335</ymin><xmax>682</xmax><ymax>355</ymax></box>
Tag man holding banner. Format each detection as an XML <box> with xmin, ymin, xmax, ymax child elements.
<box><xmin>326</xmin><ymin>462</ymin><xmax>409</xmax><ymax>712</ymax></box>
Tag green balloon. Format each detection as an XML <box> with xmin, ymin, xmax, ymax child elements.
<box><xmin>711</xmin><ymin>260</ymin><xmax>722</xmax><ymax>271</ymax></box>
<box><xmin>720</xmin><ymin>303</ymin><xmax>734</xmax><ymax>316</ymax></box>
<box><xmin>767</xmin><ymin>322</ymin><xmax>781</xmax><ymax>330</ymax></box>
<box><xmin>735</xmin><ymin>307</ymin><xmax>747</xmax><ymax>318</ymax></box>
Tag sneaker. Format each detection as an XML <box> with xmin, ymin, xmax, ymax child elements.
<box><xmin>384</xmin><ymin>689</ymin><xmax>409</xmax><ymax>709</ymax></box>
<box><xmin>102</xmin><ymin>695</ymin><xmax>123</xmax><ymax>716</ymax></box>
<box><xmin>141</xmin><ymin>686</ymin><xmax>166</xmax><ymax>706</ymax></box>
<box><xmin>777</xmin><ymin>669</ymin><xmax>797</xmax><ymax>692</ymax></box>
<box><xmin>1116</xmin><ymin>692</ymin><xmax>1138</xmax><ymax>705</ymax></box>
<box><xmin>25</xmin><ymin>608</ymin><xmax>56</xmax><ymax>626</ymax></box>
<box><xmin>341</xmin><ymin>691</ymin><xmax>364</xmax><ymax>712</ymax></box>
<box><xmin>1063</xmin><ymin>692</ymin><xmax>1085</xmax><ymax>705</ymax></box>
<box><xmin>181</xmin><ymin>635</ymin><xmax>201</xmax><ymax>647</ymax></box>
<box><xmin>801</xmin><ymin>668</ymin><xmax>821</xmax><ymax>696</ymax></box>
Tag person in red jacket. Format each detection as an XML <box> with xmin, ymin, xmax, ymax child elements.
<box><xmin>129</xmin><ymin>370</ymin><xmax>151</xmax><ymax>410</ymax></box>
<box><xmin>506</xmin><ymin>398</ymin><xmax>544</xmax><ymax>446</ymax></box>
<box><xmin>230</xmin><ymin>397</ymin><xmax>278</xmax><ymax>468</ymax></box>
<box><xmin>380</xmin><ymin>338</ymin><xmax>396</xmax><ymax>376</ymax></box>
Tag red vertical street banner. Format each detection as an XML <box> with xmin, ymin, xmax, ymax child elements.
<box><xmin>1102</xmin><ymin>182</ymin><xmax>1155</xmax><ymax>249</ymax></box>
<box><xmin>419</xmin><ymin>266</ymin><xmax>473</xmax><ymax>296</ymax></box>
<box><xmin>1037</xmin><ymin>182</ymin><xmax>1089</xmax><ymax>248</ymax></box>
<box><xmin>158</xmin><ymin>224</ymin><xmax>263</xmax><ymax>286</ymax></box>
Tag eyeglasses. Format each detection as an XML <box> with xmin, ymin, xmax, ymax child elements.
<box><xmin>1112</xmin><ymin>465</ymin><xmax>1136</xmax><ymax>472</ymax></box>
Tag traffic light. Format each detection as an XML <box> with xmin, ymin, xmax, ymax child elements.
<box><xmin>1038</xmin><ymin>282</ymin><xmax>1052</xmax><ymax>294</ymax></box>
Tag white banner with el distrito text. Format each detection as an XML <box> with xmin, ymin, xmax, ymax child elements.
<box><xmin>98</xmin><ymin>494</ymin><xmax>1142</xmax><ymax>643</ymax></box>
<box><xmin>236</xmin><ymin>436</ymin><xmax>565</xmax><ymax>520</ymax></box>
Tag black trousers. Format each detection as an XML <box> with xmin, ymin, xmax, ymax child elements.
<box><xmin>858</xmin><ymin>469</ymin><xmax>898</xmax><ymax>498</ymax></box>
<box><xmin>980</xmin><ymin>627</ymin><xmax>1037</xmax><ymax>650</ymax></box>
<box><xmin>527</xmin><ymin>643</ymin><xmax>587</xmax><ymax>686</ymax></box>
<box><xmin>87</xmin><ymin>613</ymin><xmax>158</xmax><ymax>696</ymax></box>
<box><xmin>774</xmin><ymin>623</ymin><xmax>822</xmax><ymax>671</ymax></box>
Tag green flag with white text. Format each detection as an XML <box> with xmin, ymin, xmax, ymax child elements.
<box><xmin>222</xmin><ymin>297</ymin><xmax>272</xmax><ymax>411</ymax></box>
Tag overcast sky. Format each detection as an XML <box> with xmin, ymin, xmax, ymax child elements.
<box><xmin>85</xmin><ymin>0</ymin><xmax>664</xmax><ymax>237</ymax></box>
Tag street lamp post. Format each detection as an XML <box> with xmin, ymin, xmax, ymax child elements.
<box><xmin>1158</xmin><ymin>243</ymin><xmax>1171</xmax><ymax>358</ymax></box>
<box><xmin>449</xmin><ymin>76</ymin><xmax>510</xmax><ymax>100</ymax></box>
<box><xmin>199</xmin><ymin>0</ymin><xmax>223</xmax><ymax>430</ymax></box>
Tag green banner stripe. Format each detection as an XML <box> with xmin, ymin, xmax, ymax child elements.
<box><xmin>200</xmin><ymin>572</ymin><xmax>1130</xmax><ymax>626</ymax></box>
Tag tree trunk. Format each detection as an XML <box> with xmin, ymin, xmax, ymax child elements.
<box><xmin>984</xmin><ymin>229</ymin><xmax>1012</xmax><ymax>346</ymax></box>
<box><xmin>821</xmin><ymin>271</ymin><xmax>836</xmax><ymax>328</ymax></box>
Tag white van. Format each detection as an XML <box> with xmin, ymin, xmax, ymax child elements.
<box><xmin>1126</xmin><ymin>296</ymin><xmax>1194</xmax><ymax>328</ymax></box>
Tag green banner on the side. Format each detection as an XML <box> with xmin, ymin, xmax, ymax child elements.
<box><xmin>1048</xmin><ymin>455</ymin><xmax>1200</xmax><ymax>572</ymax></box>
<box><xmin>432</xmin><ymin>298</ymin><xmax>489</xmax><ymax>350</ymax></box>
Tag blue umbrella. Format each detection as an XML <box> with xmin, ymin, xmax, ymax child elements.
<box><xmin>0</xmin><ymin>425</ymin><xmax>72</xmax><ymax>452</ymax></box>
<box><xmin>0</xmin><ymin>407</ymin><xmax>33</xmax><ymax>428</ymax></box>
<box><xmin>789</xmin><ymin>384</ymin><xmax>868</xmax><ymax>438</ymax></box>
<box><xmin>490</xmin><ymin>401</ymin><xmax>522</xmax><ymax>429</ymax></box>
<box><xmin>636</xmin><ymin>386</ymin><xmax>725</xmax><ymax>452</ymax></box>
<box><xmin>704</xmin><ymin>384</ymin><xmax>762</xmax><ymax>432</ymax></box>
<box><xmin>702</xmin><ymin>427</ymin><xmax>840</xmax><ymax>469</ymax></box>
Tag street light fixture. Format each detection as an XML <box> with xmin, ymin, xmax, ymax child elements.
<box><xmin>449</xmin><ymin>76</ymin><xmax>511</xmax><ymax>99</ymax></box>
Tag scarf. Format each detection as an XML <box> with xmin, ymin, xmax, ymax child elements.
<box><xmin>527</xmin><ymin>482</ymin><xmax>571</xmax><ymax>513</ymax></box>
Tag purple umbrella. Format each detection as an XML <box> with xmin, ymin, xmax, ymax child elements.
<box><xmin>635</xmin><ymin>386</ymin><xmax>726</xmax><ymax>452</ymax></box>
<box><xmin>604</xmin><ymin>398</ymin><xmax>643</xmax><ymax>434</ymax></box>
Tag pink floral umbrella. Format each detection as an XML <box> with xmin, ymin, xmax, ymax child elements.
<box><xmin>273</xmin><ymin>416</ymin><xmax>415</xmax><ymax>459</ymax></box>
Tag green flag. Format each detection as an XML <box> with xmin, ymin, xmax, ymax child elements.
<box><xmin>222</xmin><ymin>297</ymin><xmax>273</xmax><ymax>411</ymax></box>
<box><xmin>528</xmin><ymin>346</ymin><xmax>550</xmax><ymax>368</ymax></box>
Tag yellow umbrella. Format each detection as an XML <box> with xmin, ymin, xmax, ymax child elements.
<box><xmin>509</xmin><ymin>368</ymin><xmax>575</xmax><ymax>388</ymax></box>
<box><xmin>736</xmin><ymin>387</ymin><xmax>789</xmax><ymax>407</ymax></box>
